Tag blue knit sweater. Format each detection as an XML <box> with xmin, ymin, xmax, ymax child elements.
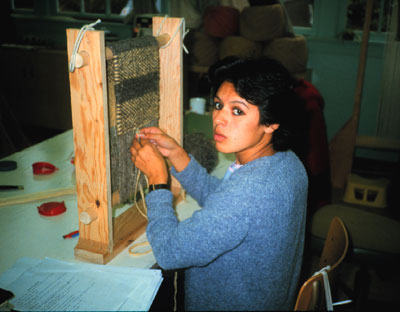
<box><xmin>146</xmin><ymin>151</ymin><xmax>308</xmax><ymax>311</ymax></box>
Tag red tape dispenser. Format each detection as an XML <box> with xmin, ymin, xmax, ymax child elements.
<box><xmin>32</xmin><ymin>162</ymin><xmax>58</xmax><ymax>175</ymax></box>
<box><xmin>37</xmin><ymin>201</ymin><xmax>67</xmax><ymax>216</ymax></box>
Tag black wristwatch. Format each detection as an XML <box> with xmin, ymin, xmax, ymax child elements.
<box><xmin>148</xmin><ymin>184</ymin><xmax>169</xmax><ymax>193</ymax></box>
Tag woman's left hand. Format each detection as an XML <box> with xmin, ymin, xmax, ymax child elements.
<box><xmin>130</xmin><ymin>138</ymin><xmax>169</xmax><ymax>185</ymax></box>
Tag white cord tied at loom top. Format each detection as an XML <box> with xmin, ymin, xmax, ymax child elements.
<box><xmin>69</xmin><ymin>16</ymin><xmax>188</xmax><ymax>73</ymax></box>
<box><xmin>69</xmin><ymin>19</ymin><xmax>102</xmax><ymax>73</ymax></box>
<box><xmin>156</xmin><ymin>15</ymin><xmax>189</xmax><ymax>54</ymax></box>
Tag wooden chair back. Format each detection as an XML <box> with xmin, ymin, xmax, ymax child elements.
<box><xmin>294</xmin><ymin>217</ymin><xmax>349</xmax><ymax>310</ymax></box>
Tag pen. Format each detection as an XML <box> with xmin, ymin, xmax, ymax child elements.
<box><xmin>0</xmin><ymin>185</ymin><xmax>24</xmax><ymax>190</ymax></box>
<box><xmin>63</xmin><ymin>230</ymin><xmax>79</xmax><ymax>239</ymax></box>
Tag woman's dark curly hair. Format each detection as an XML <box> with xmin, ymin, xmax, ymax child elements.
<box><xmin>208</xmin><ymin>56</ymin><xmax>308</xmax><ymax>153</ymax></box>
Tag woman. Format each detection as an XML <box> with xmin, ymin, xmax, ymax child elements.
<box><xmin>130</xmin><ymin>57</ymin><xmax>308</xmax><ymax>311</ymax></box>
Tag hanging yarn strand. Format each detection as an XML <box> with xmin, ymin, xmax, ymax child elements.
<box><xmin>129</xmin><ymin>162</ymin><xmax>152</xmax><ymax>257</ymax></box>
<box><xmin>129</xmin><ymin>129</ymin><xmax>152</xmax><ymax>257</ymax></box>
<box><xmin>133</xmin><ymin>166</ymin><xmax>149</xmax><ymax>220</ymax></box>
<box><xmin>133</xmin><ymin>129</ymin><xmax>150</xmax><ymax>220</ymax></box>
<box><xmin>69</xmin><ymin>19</ymin><xmax>102</xmax><ymax>72</ymax></box>
<box><xmin>129</xmin><ymin>167</ymin><xmax>152</xmax><ymax>256</ymax></box>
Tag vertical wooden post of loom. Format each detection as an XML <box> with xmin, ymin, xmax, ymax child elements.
<box><xmin>66</xmin><ymin>29</ymin><xmax>114</xmax><ymax>263</ymax></box>
<box><xmin>153</xmin><ymin>17</ymin><xmax>184</xmax><ymax>202</ymax></box>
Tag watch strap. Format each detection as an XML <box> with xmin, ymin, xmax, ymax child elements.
<box><xmin>148</xmin><ymin>184</ymin><xmax>169</xmax><ymax>192</ymax></box>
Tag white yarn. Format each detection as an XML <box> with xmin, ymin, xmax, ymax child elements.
<box><xmin>313</xmin><ymin>265</ymin><xmax>352</xmax><ymax>310</ymax></box>
<box><xmin>313</xmin><ymin>265</ymin><xmax>333</xmax><ymax>311</ymax></box>
<box><xmin>69</xmin><ymin>19</ymin><xmax>102</xmax><ymax>73</ymax></box>
<box><xmin>156</xmin><ymin>15</ymin><xmax>189</xmax><ymax>54</ymax></box>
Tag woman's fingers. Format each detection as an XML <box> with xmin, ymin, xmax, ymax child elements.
<box><xmin>130</xmin><ymin>147</ymin><xmax>137</xmax><ymax>165</ymax></box>
<box><xmin>130</xmin><ymin>136</ymin><xmax>169</xmax><ymax>184</ymax></box>
<box><xmin>132</xmin><ymin>138</ymin><xmax>142</xmax><ymax>148</ymax></box>
<box><xmin>137</xmin><ymin>132</ymin><xmax>163</xmax><ymax>143</ymax></box>
<box><xmin>140</xmin><ymin>127</ymin><xmax>164</xmax><ymax>135</ymax></box>
<box><xmin>131</xmin><ymin>138</ymin><xmax>160</xmax><ymax>166</ymax></box>
<box><xmin>130</xmin><ymin>138</ymin><xmax>145</xmax><ymax>164</ymax></box>
<box><xmin>138</xmin><ymin>127</ymin><xmax>170</xmax><ymax>145</ymax></box>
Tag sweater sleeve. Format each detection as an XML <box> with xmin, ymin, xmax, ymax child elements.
<box><xmin>146</xmin><ymin>152</ymin><xmax>308</xmax><ymax>273</ymax></box>
<box><xmin>171</xmin><ymin>155</ymin><xmax>222</xmax><ymax>207</ymax></box>
<box><xmin>145</xmin><ymin>177</ymin><xmax>251</xmax><ymax>270</ymax></box>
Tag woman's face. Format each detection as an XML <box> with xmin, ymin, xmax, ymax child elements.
<box><xmin>212</xmin><ymin>81</ymin><xmax>278</xmax><ymax>163</ymax></box>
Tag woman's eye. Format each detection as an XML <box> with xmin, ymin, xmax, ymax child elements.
<box><xmin>214</xmin><ymin>102</ymin><xmax>223</xmax><ymax>110</ymax></box>
<box><xmin>233</xmin><ymin>108</ymin><xmax>244</xmax><ymax>116</ymax></box>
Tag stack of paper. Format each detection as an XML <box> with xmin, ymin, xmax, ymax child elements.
<box><xmin>0</xmin><ymin>258</ymin><xmax>162</xmax><ymax>311</ymax></box>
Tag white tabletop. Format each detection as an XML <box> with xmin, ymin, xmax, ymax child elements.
<box><xmin>0</xmin><ymin>130</ymin><xmax>233</xmax><ymax>275</ymax></box>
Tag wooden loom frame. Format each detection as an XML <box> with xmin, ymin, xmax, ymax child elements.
<box><xmin>66</xmin><ymin>17</ymin><xmax>183</xmax><ymax>264</ymax></box>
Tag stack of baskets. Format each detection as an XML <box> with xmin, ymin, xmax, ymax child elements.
<box><xmin>185</xmin><ymin>1</ymin><xmax>308</xmax><ymax>77</ymax></box>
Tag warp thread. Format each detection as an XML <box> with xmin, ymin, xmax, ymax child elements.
<box><xmin>107</xmin><ymin>36</ymin><xmax>160</xmax><ymax>204</ymax></box>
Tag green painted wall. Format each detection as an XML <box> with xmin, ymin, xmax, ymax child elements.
<box><xmin>306</xmin><ymin>38</ymin><xmax>396</xmax><ymax>162</ymax></box>
<box><xmin>307</xmin><ymin>39</ymin><xmax>384</xmax><ymax>140</ymax></box>
<box><xmin>5</xmin><ymin>1</ymin><xmax>397</xmax><ymax>161</ymax></box>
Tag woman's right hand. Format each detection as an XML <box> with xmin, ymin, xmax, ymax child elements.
<box><xmin>138</xmin><ymin>127</ymin><xmax>191</xmax><ymax>172</ymax></box>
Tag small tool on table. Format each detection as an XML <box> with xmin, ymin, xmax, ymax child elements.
<box><xmin>0</xmin><ymin>185</ymin><xmax>24</xmax><ymax>190</ymax></box>
<box><xmin>63</xmin><ymin>230</ymin><xmax>79</xmax><ymax>239</ymax></box>
<box><xmin>0</xmin><ymin>160</ymin><xmax>17</xmax><ymax>171</ymax></box>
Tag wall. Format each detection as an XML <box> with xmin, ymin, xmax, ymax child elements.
<box><xmin>1</xmin><ymin>46</ymin><xmax>71</xmax><ymax>130</ymax></box>
<box><xmin>307</xmin><ymin>37</ymin><xmax>397</xmax><ymax>162</ymax></box>
<box><xmin>308</xmin><ymin>39</ymin><xmax>384</xmax><ymax>141</ymax></box>
<box><xmin>296</xmin><ymin>0</ymin><xmax>397</xmax><ymax>162</ymax></box>
<box><xmin>3</xmin><ymin>1</ymin><xmax>397</xmax><ymax>161</ymax></box>
<box><xmin>1</xmin><ymin>9</ymin><xmax>133</xmax><ymax>133</ymax></box>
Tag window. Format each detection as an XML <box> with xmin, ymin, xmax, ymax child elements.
<box><xmin>284</xmin><ymin>0</ymin><xmax>314</xmax><ymax>28</ymax></box>
<box><xmin>12</xmin><ymin>0</ymin><xmax>34</xmax><ymax>10</ymax></box>
<box><xmin>345</xmin><ymin>0</ymin><xmax>391</xmax><ymax>40</ymax></box>
<box><xmin>282</xmin><ymin>0</ymin><xmax>314</xmax><ymax>37</ymax></box>
<box><xmin>11</xmin><ymin>0</ymin><xmax>138</xmax><ymax>21</ymax></box>
<box><xmin>9</xmin><ymin>0</ymin><xmax>142</xmax><ymax>47</ymax></box>
<box><xmin>57</xmin><ymin>0</ymin><xmax>129</xmax><ymax>20</ymax></box>
<box><xmin>282</xmin><ymin>0</ymin><xmax>391</xmax><ymax>41</ymax></box>
<box><xmin>59</xmin><ymin>0</ymin><xmax>131</xmax><ymax>16</ymax></box>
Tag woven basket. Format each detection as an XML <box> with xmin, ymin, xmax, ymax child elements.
<box><xmin>186</xmin><ymin>31</ymin><xmax>220</xmax><ymax>66</ymax></box>
<box><xmin>239</xmin><ymin>4</ymin><xmax>286</xmax><ymax>41</ymax></box>
<box><xmin>204</xmin><ymin>6</ymin><xmax>240</xmax><ymax>38</ymax></box>
<box><xmin>262</xmin><ymin>35</ymin><xmax>308</xmax><ymax>74</ymax></box>
<box><xmin>219</xmin><ymin>36</ymin><xmax>263</xmax><ymax>59</ymax></box>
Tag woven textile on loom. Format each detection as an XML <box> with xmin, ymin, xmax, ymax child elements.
<box><xmin>106</xmin><ymin>36</ymin><xmax>160</xmax><ymax>204</ymax></box>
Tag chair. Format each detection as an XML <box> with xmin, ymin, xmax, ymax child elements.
<box><xmin>310</xmin><ymin>204</ymin><xmax>400</xmax><ymax>311</ymax></box>
<box><xmin>294</xmin><ymin>216</ymin><xmax>349</xmax><ymax>311</ymax></box>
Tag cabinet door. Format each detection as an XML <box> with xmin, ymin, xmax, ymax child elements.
<box><xmin>1</xmin><ymin>47</ymin><xmax>72</xmax><ymax>130</ymax></box>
